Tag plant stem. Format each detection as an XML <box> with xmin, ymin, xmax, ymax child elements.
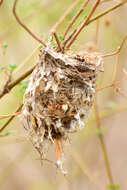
<box><xmin>94</xmin><ymin>94</ymin><xmax>115</xmax><ymax>189</ymax></box>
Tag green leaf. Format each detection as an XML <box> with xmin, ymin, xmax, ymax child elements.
<box><xmin>2</xmin><ymin>42</ymin><xmax>8</xmax><ymax>49</ymax></box>
<box><xmin>38</xmin><ymin>44</ymin><xmax>43</xmax><ymax>49</ymax></box>
<box><xmin>18</xmin><ymin>80</ymin><xmax>29</xmax><ymax>96</ymax></box>
<box><xmin>9</xmin><ymin>63</ymin><xmax>17</xmax><ymax>72</ymax></box>
<box><xmin>58</xmin><ymin>35</ymin><xmax>63</xmax><ymax>41</ymax></box>
<box><xmin>107</xmin><ymin>184</ymin><xmax>120</xmax><ymax>190</ymax></box>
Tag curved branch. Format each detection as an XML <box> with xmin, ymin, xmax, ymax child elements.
<box><xmin>13</xmin><ymin>0</ymin><xmax>46</xmax><ymax>46</ymax></box>
<box><xmin>102</xmin><ymin>34</ymin><xmax>127</xmax><ymax>58</ymax></box>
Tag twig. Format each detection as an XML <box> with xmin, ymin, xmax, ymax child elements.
<box><xmin>0</xmin><ymin>105</ymin><xmax>23</xmax><ymax>133</ymax></box>
<box><xmin>0</xmin><ymin>112</ymin><xmax>20</xmax><ymax>120</ymax></box>
<box><xmin>13</xmin><ymin>0</ymin><xmax>46</xmax><ymax>46</ymax></box>
<box><xmin>64</xmin><ymin>0</ymin><xmax>127</xmax><ymax>50</ymax></box>
<box><xmin>97</xmin><ymin>70</ymin><xmax>127</xmax><ymax>91</ymax></box>
<box><xmin>0</xmin><ymin>0</ymin><xmax>3</xmax><ymax>6</ymax></box>
<box><xmin>115</xmin><ymin>87</ymin><xmax>127</xmax><ymax>100</ymax></box>
<box><xmin>102</xmin><ymin>34</ymin><xmax>127</xmax><ymax>58</ymax></box>
<box><xmin>0</xmin><ymin>73</ymin><xmax>11</xmax><ymax>97</ymax></box>
<box><xmin>66</xmin><ymin>0</ymin><xmax>101</xmax><ymax>49</ymax></box>
<box><xmin>94</xmin><ymin>94</ymin><xmax>115</xmax><ymax>189</ymax></box>
<box><xmin>0</xmin><ymin>65</ymin><xmax>35</xmax><ymax>99</ymax></box>
<box><xmin>53</xmin><ymin>32</ymin><xmax>62</xmax><ymax>51</ymax></box>
<box><xmin>87</xmin><ymin>0</ymin><xmax>127</xmax><ymax>26</ymax></box>
<box><xmin>62</xmin><ymin>0</ymin><xmax>90</xmax><ymax>40</ymax></box>
<box><xmin>50</xmin><ymin>0</ymin><xmax>80</xmax><ymax>34</ymax></box>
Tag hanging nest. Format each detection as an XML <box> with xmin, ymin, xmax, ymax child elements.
<box><xmin>20</xmin><ymin>44</ymin><xmax>103</xmax><ymax>172</ymax></box>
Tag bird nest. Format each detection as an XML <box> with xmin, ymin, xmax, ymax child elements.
<box><xmin>20</xmin><ymin>44</ymin><xmax>103</xmax><ymax>172</ymax></box>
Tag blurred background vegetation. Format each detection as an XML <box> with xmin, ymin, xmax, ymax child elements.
<box><xmin>0</xmin><ymin>0</ymin><xmax>127</xmax><ymax>189</ymax></box>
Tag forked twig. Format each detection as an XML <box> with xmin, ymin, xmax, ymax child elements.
<box><xmin>50</xmin><ymin>0</ymin><xmax>80</xmax><ymax>34</ymax></box>
<box><xmin>102</xmin><ymin>35</ymin><xmax>127</xmax><ymax>58</ymax></box>
<box><xmin>66</xmin><ymin>0</ymin><xmax>101</xmax><ymax>49</ymax></box>
<box><xmin>13</xmin><ymin>0</ymin><xmax>46</xmax><ymax>46</ymax></box>
<box><xmin>62</xmin><ymin>0</ymin><xmax>90</xmax><ymax>40</ymax></box>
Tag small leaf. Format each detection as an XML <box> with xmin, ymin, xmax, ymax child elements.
<box><xmin>18</xmin><ymin>80</ymin><xmax>29</xmax><ymax>96</ymax></box>
<box><xmin>58</xmin><ymin>35</ymin><xmax>63</xmax><ymax>41</ymax></box>
<box><xmin>38</xmin><ymin>44</ymin><xmax>43</xmax><ymax>49</ymax></box>
<box><xmin>9</xmin><ymin>63</ymin><xmax>17</xmax><ymax>72</ymax></box>
<box><xmin>2</xmin><ymin>42</ymin><xmax>8</xmax><ymax>49</ymax></box>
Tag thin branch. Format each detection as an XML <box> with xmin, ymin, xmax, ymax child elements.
<box><xmin>62</xmin><ymin>0</ymin><xmax>90</xmax><ymax>40</ymax></box>
<box><xmin>0</xmin><ymin>112</ymin><xmax>20</xmax><ymax>120</ymax></box>
<box><xmin>97</xmin><ymin>70</ymin><xmax>127</xmax><ymax>91</ymax></box>
<box><xmin>0</xmin><ymin>65</ymin><xmax>35</xmax><ymax>99</ymax></box>
<box><xmin>63</xmin><ymin>0</ymin><xmax>127</xmax><ymax>50</ymax></box>
<box><xmin>53</xmin><ymin>32</ymin><xmax>62</xmax><ymax>51</ymax></box>
<box><xmin>94</xmin><ymin>94</ymin><xmax>115</xmax><ymax>188</ymax></box>
<box><xmin>0</xmin><ymin>105</ymin><xmax>22</xmax><ymax>133</ymax></box>
<box><xmin>13</xmin><ymin>0</ymin><xmax>46</xmax><ymax>46</ymax></box>
<box><xmin>87</xmin><ymin>0</ymin><xmax>127</xmax><ymax>26</ymax></box>
<box><xmin>66</xmin><ymin>0</ymin><xmax>101</xmax><ymax>49</ymax></box>
<box><xmin>50</xmin><ymin>0</ymin><xmax>80</xmax><ymax>34</ymax></box>
<box><xmin>115</xmin><ymin>87</ymin><xmax>127</xmax><ymax>100</ymax></box>
<box><xmin>0</xmin><ymin>0</ymin><xmax>3</xmax><ymax>6</ymax></box>
<box><xmin>0</xmin><ymin>72</ymin><xmax>11</xmax><ymax>97</ymax></box>
<box><xmin>102</xmin><ymin>34</ymin><xmax>127</xmax><ymax>58</ymax></box>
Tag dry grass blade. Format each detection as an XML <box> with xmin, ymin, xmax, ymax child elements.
<box><xmin>62</xmin><ymin>0</ymin><xmax>90</xmax><ymax>40</ymax></box>
<box><xmin>13</xmin><ymin>0</ymin><xmax>46</xmax><ymax>46</ymax></box>
<box><xmin>50</xmin><ymin>0</ymin><xmax>80</xmax><ymax>34</ymax></box>
<box><xmin>66</xmin><ymin>0</ymin><xmax>100</xmax><ymax>49</ymax></box>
